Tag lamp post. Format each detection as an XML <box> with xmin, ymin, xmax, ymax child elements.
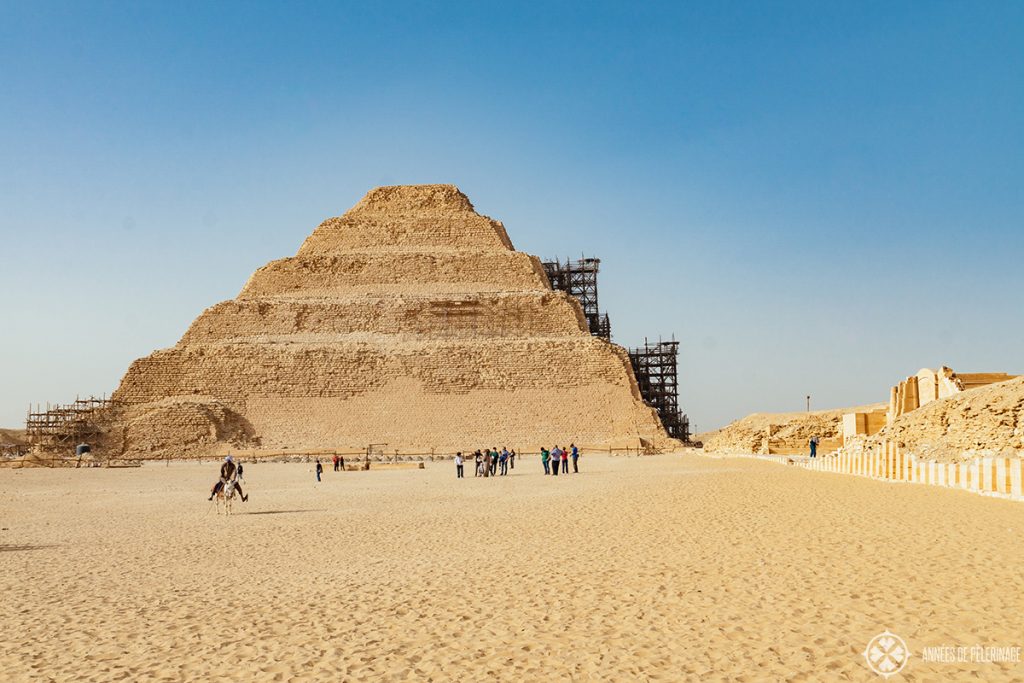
<box><xmin>806</xmin><ymin>395</ymin><xmax>811</xmax><ymax>412</ymax></box>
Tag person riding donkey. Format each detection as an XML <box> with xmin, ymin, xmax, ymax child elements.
<box><xmin>208</xmin><ymin>455</ymin><xmax>248</xmax><ymax>502</ymax></box>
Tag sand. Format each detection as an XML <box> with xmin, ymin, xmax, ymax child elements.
<box><xmin>2</xmin><ymin>453</ymin><xmax>1023</xmax><ymax>681</ymax></box>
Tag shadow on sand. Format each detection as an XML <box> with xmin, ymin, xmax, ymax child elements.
<box><xmin>241</xmin><ymin>509</ymin><xmax>325</xmax><ymax>516</ymax></box>
<box><xmin>0</xmin><ymin>544</ymin><xmax>59</xmax><ymax>553</ymax></box>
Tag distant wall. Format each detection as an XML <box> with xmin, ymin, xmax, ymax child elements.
<box><xmin>765</xmin><ymin>437</ymin><xmax>842</xmax><ymax>456</ymax></box>
<box><xmin>842</xmin><ymin>408</ymin><xmax>888</xmax><ymax>445</ymax></box>
<box><xmin>888</xmin><ymin>366</ymin><xmax>1017</xmax><ymax>423</ymax></box>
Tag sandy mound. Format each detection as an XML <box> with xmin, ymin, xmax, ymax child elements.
<box><xmin>0</xmin><ymin>428</ymin><xmax>28</xmax><ymax>446</ymax></box>
<box><xmin>702</xmin><ymin>404</ymin><xmax>885</xmax><ymax>454</ymax></box>
<box><xmin>867</xmin><ymin>376</ymin><xmax>1024</xmax><ymax>461</ymax></box>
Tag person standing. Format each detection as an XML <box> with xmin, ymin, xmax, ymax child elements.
<box><xmin>541</xmin><ymin>447</ymin><xmax>550</xmax><ymax>475</ymax></box>
<box><xmin>483</xmin><ymin>451</ymin><xmax>491</xmax><ymax>478</ymax></box>
<box><xmin>332</xmin><ymin>454</ymin><xmax>339</xmax><ymax>472</ymax></box>
<box><xmin>499</xmin><ymin>449</ymin><xmax>509</xmax><ymax>476</ymax></box>
<box><xmin>561</xmin><ymin>445</ymin><xmax>569</xmax><ymax>473</ymax></box>
<box><xmin>570</xmin><ymin>444</ymin><xmax>580</xmax><ymax>473</ymax></box>
<box><xmin>339</xmin><ymin>455</ymin><xmax>345</xmax><ymax>471</ymax></box>
<box><xmin>315</xmin><ymin>458</ymin><xmax>323</xmax><ymax>482</ymax></box>
<box><xmin>509</xmin><ymin>449</ymin><xmax>516</xmax><ymax>469</ymax></box>
<box><xmin>551</xmin><ymin>446</ymin><xmax>561</xmax><ymax>477</ymax></box>
<box><xmin>475</xmin><ymin>450</ymin><xmax>483</xmax><ymax>477</ymax></box>
<box><xmin>490</xmin><ymin>447</ymin><xmax>499</xmax><ymax>476</ymax></box>
<box><xmin>809</xmin><ymin>436</ymin><xmax>818</xmax><ymax>458</ymax></box>
<box><xmin>455</xmin><ymin>452</ymin><xmax>464</xmax><ymax>479</ymax></box>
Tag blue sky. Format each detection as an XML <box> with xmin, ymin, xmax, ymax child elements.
<box><xmin>1</xmin><ymin>1</ymin><xmax>1022</xmax><ymax>432</ymax></box>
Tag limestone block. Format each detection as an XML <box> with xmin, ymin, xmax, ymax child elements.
<box><xmin>101</xmin><ymin>185</ymin><xmax>673</xmax><ymax>459</ymax></box>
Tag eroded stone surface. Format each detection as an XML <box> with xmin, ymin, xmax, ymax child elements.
<box><xmin>105</xmin><ymin>185</ymin><xmax>670</xmax><ymax>458</ymax></box>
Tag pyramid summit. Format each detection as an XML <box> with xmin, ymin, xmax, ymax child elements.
<box><xmin>102</xmin><ymin>185</ymin><xmax>674</xmax><ymax>457</ymax></box>
<box><xmin>296</xmin><ymin>184</ymin><xmax>515</xmax><ymax>255</ymax></box>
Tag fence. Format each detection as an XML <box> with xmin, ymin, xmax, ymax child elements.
<box><xmin>721</xmin><ymin>444</ymin><xmax>1024</xmax><ymax>502</ymax></box>
<box><xmin>803</xmin><ymin>445</ymin><xmax>1023</xmax><ymax>501</ymax></box>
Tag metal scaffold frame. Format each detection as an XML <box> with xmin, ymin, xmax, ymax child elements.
<box><xmin>541</xmin><ymin>256</ymin><xmax>611</xmax><ymax>340</ymax></box>
<box><xmin>628</xmin><ymin>337</ymin><xmax>691</xmax><ymax>443</ymax></box>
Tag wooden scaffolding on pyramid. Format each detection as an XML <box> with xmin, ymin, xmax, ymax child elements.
<box><xmin>25</xmin><ymin>396</ymin><xmax>115</xmax><ymax>451</ymax></box>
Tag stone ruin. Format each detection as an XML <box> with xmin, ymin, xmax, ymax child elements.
<box><xmin>94</xmin><ymin>185</ymin><xmax>674</xmax><ymax>459</ymax></box>
<box><xmin>703</xmin><ymin>365</ymin><xmax>1020</xmax><ymax>461</ymax></box>
<box><xmin>842</xmin><ymin>366</ymin><xmax>1020</xmax><ymax>444</ymax></box>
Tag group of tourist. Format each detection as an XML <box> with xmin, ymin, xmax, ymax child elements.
<box><xmin>540</xmin><ymin>444</ymin><xmax>579</xmax><ymax>475</ymax></box>
<box><xmin>206</xmin><ymin>445</ymin><xmax>586</xmax><ymax>502</ymax></box>
<box><xmin>453</xmin><ymin>444</ymin><xmax>581</xmax><ymax>478</ymax></box>
<box><xmin>454</xmin><ymin>448</ymin><xmax>517</xmax><ymax>478</ymax></box>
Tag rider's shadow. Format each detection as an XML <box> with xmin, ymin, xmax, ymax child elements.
<box><xmin>241</xmin><ymin>509</ymin><xmax>326</xmax><ymax>515</ymax></box>
<box><xmin>0</xmin><ymin>543</ymin><xmax>60</xmax><ymax>552</ymax></box>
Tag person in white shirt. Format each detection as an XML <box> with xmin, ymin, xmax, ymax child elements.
<box><xmin>455</xmin><ymin>452</ymin><xmax>464</xmax><ymax>479</ymax></box>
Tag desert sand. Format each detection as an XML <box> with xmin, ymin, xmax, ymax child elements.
<box><xmin>2</xmin><ymin>453</ymin><xmax>1023</xmax><ymax>682</ymax></box>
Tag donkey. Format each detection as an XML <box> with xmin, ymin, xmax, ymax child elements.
<box><xmin>216</xmin><ymin>479</ymin><xmax>236</xmax><ymax>515</ymax></box>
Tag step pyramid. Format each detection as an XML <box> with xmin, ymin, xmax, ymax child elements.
<box><xmin>107</xmin><ymin>185</ymin><xmax>672</xmax><ymax>457</ymax></box>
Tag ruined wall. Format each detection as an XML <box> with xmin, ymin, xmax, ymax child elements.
<box><xmin>851</xmin><ymin>376</ymin><xmax>1024</xmax><ymax>462</ymax></box>
<box><xmin>842</xmin><ymin>408</ymin><xmax>888</xmax><ymax>445</ymax></box>
<box><xmin>888</xmin><ymin>367</ymin><xmax>1019</xmax><ymax>422</ymax></box>
<box><xmin>107</xmin><ymin>184</ymin><xmax>672</xmax><ymax>458</ymax></box>
<box><xmin>116</xmin><ymin>398</ymin><xmax>257</xmax><ymax>458</ymax></box>
<box><xmin>700</xmin><ymin>405</ymin><xmax>884</xmax><ymax>456</ymax></box>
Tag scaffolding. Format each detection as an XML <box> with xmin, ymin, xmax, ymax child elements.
<box><xmin>541</xmin><ymin>256</ymin><xmax>611</xmax><ymax>340</ymax></box>
<box><xmin>628</xmin><ymin>337</ymin><xmax>691</xmax><ymax>443</ymax></box>
<box><xmin>25</xmin><ymin>396</ymin><xmax>115</xmax><ymax>451</ymax></box>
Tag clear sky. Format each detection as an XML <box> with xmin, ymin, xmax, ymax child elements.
<box><xmin>1</xmin><ymin>1</ymin><xmax>1022</xmax><ymax>433</ymax></box>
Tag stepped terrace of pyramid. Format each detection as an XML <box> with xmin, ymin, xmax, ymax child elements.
<box><xmin>101</xmin><ymin>185</ymin><xmax>673</xmax><ymax>458</ymax></box>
